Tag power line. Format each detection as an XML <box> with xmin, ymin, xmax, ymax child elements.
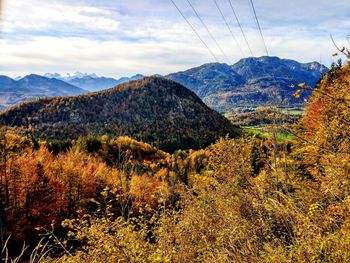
<box><xmin>248</xmin><ymin>0</ymin><xmax>268</xmax><ymax>55</ymax></box>
<box><xmin>186</xmin><ymin>0</ymin><xmax>232</xmax><ymax>64</ymax></box>
<box><xmin>170</xmin><ymin>0</ymin><xmax>219</xmax><ymax>62</ymax></box>
<box><xmin>213</xmin><ymin>0</ymin><xmax>245</xmax><ymax>57</ymax></box>
<box><xmin>227</xmin><ymin>0</ymin><xmax>254</xmax><ymax>57</ymax></box>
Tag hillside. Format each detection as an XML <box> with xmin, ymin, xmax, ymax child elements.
<box><xmin>167</xmin><ymin>63</ymin><xmax>244</xmax><ymax>98</ymax></box>
<box><xmin>167</xmin><ymin>56</ymin><xmax>327</xmax><ymax>112</ymax></box>
<box><xmin>0</xmin><ymin>77</ymin><xmax>238</xmax><ymax>151</ymax></box>
<box><xmin>300</xmin><ymin>59</ymin><xmax>350</xmax><ymax>157</ymax></box>
<box><xmin>0</xmin><ymin>74</ymin><xmax>87</xmax><ymax>108</ymax></box>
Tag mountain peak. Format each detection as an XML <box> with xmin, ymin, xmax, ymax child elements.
<box><xmin>44</xmin><ymin>73</ymin><xmax>62</xmax><ymax>79</ymax></box>
<box><xmin>111</xmin><ymin>76</ymin><xmax>200</xmax><ymax>96</ymax></box>
<box><xmin>21</xmin><ymin>74</ymin><xmax>45</xmax><ymax>79</ymax></box>
<box><xmin>44</xmin><ymin>72</ymin><xmax>99</xmax><ymax>80</ymax></box>
<box><xmin>42</xmin><ymin>72</ymin><xmax>145</xmax><ymax>92</ymax></box>
<box><xmin>71</xmin><ymin>72</ymin><xmax>99</xmax><ymax>79</ymax></box>
<box><xmin>131</xmin><ymin>74</ymin><xmax>144</xmax><ymax>78</ymax></box>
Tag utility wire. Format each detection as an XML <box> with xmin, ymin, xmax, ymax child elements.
<box><xmin>246</xmin><ymin>0</ymin><xmax>281</xmax><ymax>190</ymax></box>
<box><xmin>227</xmin><ymin>0</ymin><xmax>254</xmax><ymax>57</ymax></box>
<box><xmin>186</xmin><ymin>0</ymin><xmax>232</xmax><ymax>64</ymax></box>
<box><xmin>248</xmin><ymin>0</ymin><xmax>268</xmax><ymax>55</ymax></box>
<box><xmin>170</xmin><ymin>0</ymin><xmax>219</xmax><ymax>62</ymax></box>
<box><xmin>213</xmin><ymin>0</ymin><xmax>245</xmax><ymax>57</ymax></box>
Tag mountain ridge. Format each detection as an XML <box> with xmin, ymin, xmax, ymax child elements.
<box><xmin>167</xmin><ymin>56</ymin><xmax>328</xmax><ymax>112</ymax></box>
<box><xmin>44</xmin><ymin>72</ymin><xmax>145</xmax><ymax>91</ymax></box>
<box><xmin>0</xmin><ymin>74</ymin><xmax>87</xmax><ymax>108</ymax></box>
<box><xmin>1</xmin><ymin>56</ymin><xmax>328</xmax><ymax>110</ymax></box>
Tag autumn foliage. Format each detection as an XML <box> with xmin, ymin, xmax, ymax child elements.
<box><xmin>2</xmin><ymin>59</ymin><xmax>350</xmax><ymax>262</ymax></box>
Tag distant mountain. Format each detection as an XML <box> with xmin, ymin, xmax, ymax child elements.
<box><xmin>0</xmin><ymin>77</ymin><xmax>239</xmax><ymax>152</ymax></box>
<box><xmin>167</xmin><ymin>63</ymin><xmax>245</xmax><ymax>98</ymax></box>
<box><xmin>0</xmin><ymin>76</ymin><xmax>17</xmax><ymax>90</ymax></box>
<box><xmin>231</xmin><ymin>56</ymin><xmax>324</xmax><ymax>82</ymax></box>
<box><xmin>167</xmin><ymin>56</ymin><xmax>328</xmax><ymax>112</ymax></box>
<box><xmin>45</xmin><ymin>72</ymin><xmax>144</xmax><ymax>91</ymax></box>
<box><xmin>0</xmin><ymin>74</ymin><xmax>87</xmax><ymax>108</ymax></box>
<box><xmin>0</xmin><ymin>72</ymin><xmax>144</xmax><ymax>108</ymax></box>
<box><xmin>1</xmin><ymin>57</ymin><xmax>326</xmax><ymax>111</ymax></box>
<box><xmin>114</xmin><ymin>74</ymin><xmax>145</xmax><ymax>86</ymax></box>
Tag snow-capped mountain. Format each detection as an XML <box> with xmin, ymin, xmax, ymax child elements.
<box><xmin>44</xmin><ymin>72</ymin><xmax>144</xmax><ymax>91</ymax></box>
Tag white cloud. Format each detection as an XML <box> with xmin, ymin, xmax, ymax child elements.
<box><xmin>0</xmin><ymin>36</ymin><xmax>207</xmax><ymax>78</ymax></box>
<box><xmin>1</xmin><ymin>0</ymin><xmax>349</xmax><ymax>78</ymax></box>
<box><xmin>2</xmin><ymin>0</ymin><xmax>120</xmax><ymax>33</ymax></box>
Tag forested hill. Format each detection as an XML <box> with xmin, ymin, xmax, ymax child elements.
<box><xmin>0</xmin><ymin>77</ymin><xmax>239</xmax><ymax>151</ymax></box>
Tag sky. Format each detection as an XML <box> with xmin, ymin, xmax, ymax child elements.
<box><xmin>0</xmin><ymin>0</ymin><xmax>349</xmax><ymax>78</ymax></box>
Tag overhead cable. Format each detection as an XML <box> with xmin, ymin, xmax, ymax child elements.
<box><xmin>170</xmin><ymin>0</ymin><xmax>219</xmax><ymax>62</ymax></box>
<box><xmin>213</xmin><ymin>0</ymin><xmax>245</xmax><ymax>57</ymax></box>
<box><xmin>248</xmin><ymin>0</ymin><xmax>268</xmax><ymax>55</ymax></box>
<box><xmin>186</xmin><ymin>0</ymin><xmax>232</xmax><ymax>64</ymax></box>
<box><xmin>227</xmin><ymin>0</ymin><xmax>254</xmax><ymax>56</ymax></box>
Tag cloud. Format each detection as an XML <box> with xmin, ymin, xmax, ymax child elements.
<box><xmin>0</xmin><ymin>36</ymin><xmax>207</xmax><ymax>77</ymax></box>
<box><xmin>1</xmin><ymin>0</ymin><xmax>349</xmax><ymax>78</ymax></box>
<box><xmin>2</xmin><ymin>0</ymin><xmax>121</xmax><ymax>34</ymax></box>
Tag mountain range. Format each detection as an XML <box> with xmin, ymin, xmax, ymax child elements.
<box><xmin>0</xmin><ymin>74</ymin><xmax>87</xmax><ymax>109</ymax></box>
<box><xmin>44</xmin><ymin>72</ymin><xmax>144</xmax><ymax>91</ymax></box>
<box><xmin>0</xmin><ymin>56</ymin><xmax>327</xmax><ymax>111</ymax></box>
<box><xmin>0</xmin><ymin>77</ymin><xmax>238</xmax><ymax>152</ymax></box>
<box><xmin>167</xmin><ymin>56</ymin><xmax>327</xmax><ymax>112</ymax></box>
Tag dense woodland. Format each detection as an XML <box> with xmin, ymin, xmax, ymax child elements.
<box><xmin>0</xmin><ymin>77</ymin><xmax>238</xmax><ymax>152</ymax></box>
<box><xmin>0</xmin><ymin>56</ymin><xmax>350</xmax><ymax>262</ymax></box>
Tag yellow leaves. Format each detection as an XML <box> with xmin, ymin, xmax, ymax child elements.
<box><xmin>189</xmin><ymin>173</ymin><xmax>218</xmax><ymax>193</ymax></box>
<box><xmin>101</xmin><ymin>186</ymin><xmax>110</xmax><ymax>198</ymax></box>
<box><xmin>294</xmin><ymin>89</ymin><xmax>301</xmax><ymax>99</ymax></box>
<box><xmin>149</xmin><ymin>248</ymin><xmax>172</xmax><ymax>263</ymax></box>
<box><xmin>293</xmin><ymin>83</ymin><xmax>311</xmax><ymax>97</ymax></box>
<box><xmin>129</xmin><ymin>175</ymin><xmax>169</xmax><ymax>207</ymax></box>
<box><xmin>67</xmin><ymin>231</ymin><xmax>75</xmax><ymax>237</ymax></box>
<box><xmin>138</xmin><ymin>207</ymin><xmax>144</xmax><ymax>214</ymax></box>
<box><xmin>340</xmin><ymin>158</ymin><xmax>348</xmax><ymax>164</ymax></box>
<box><xmin>155</xmin><ymin>168</ymin><xmax>168</xmax><ymax>179</ymax></box>
<box><xmin>344</xmin><ymin>196</ymin><xmax>350</xmax><ymax>206</ymax></box>
<box><xmin>308</xmin><ymin>203</ymin><xmax>321</xmax><ymax>216</ymax></box>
